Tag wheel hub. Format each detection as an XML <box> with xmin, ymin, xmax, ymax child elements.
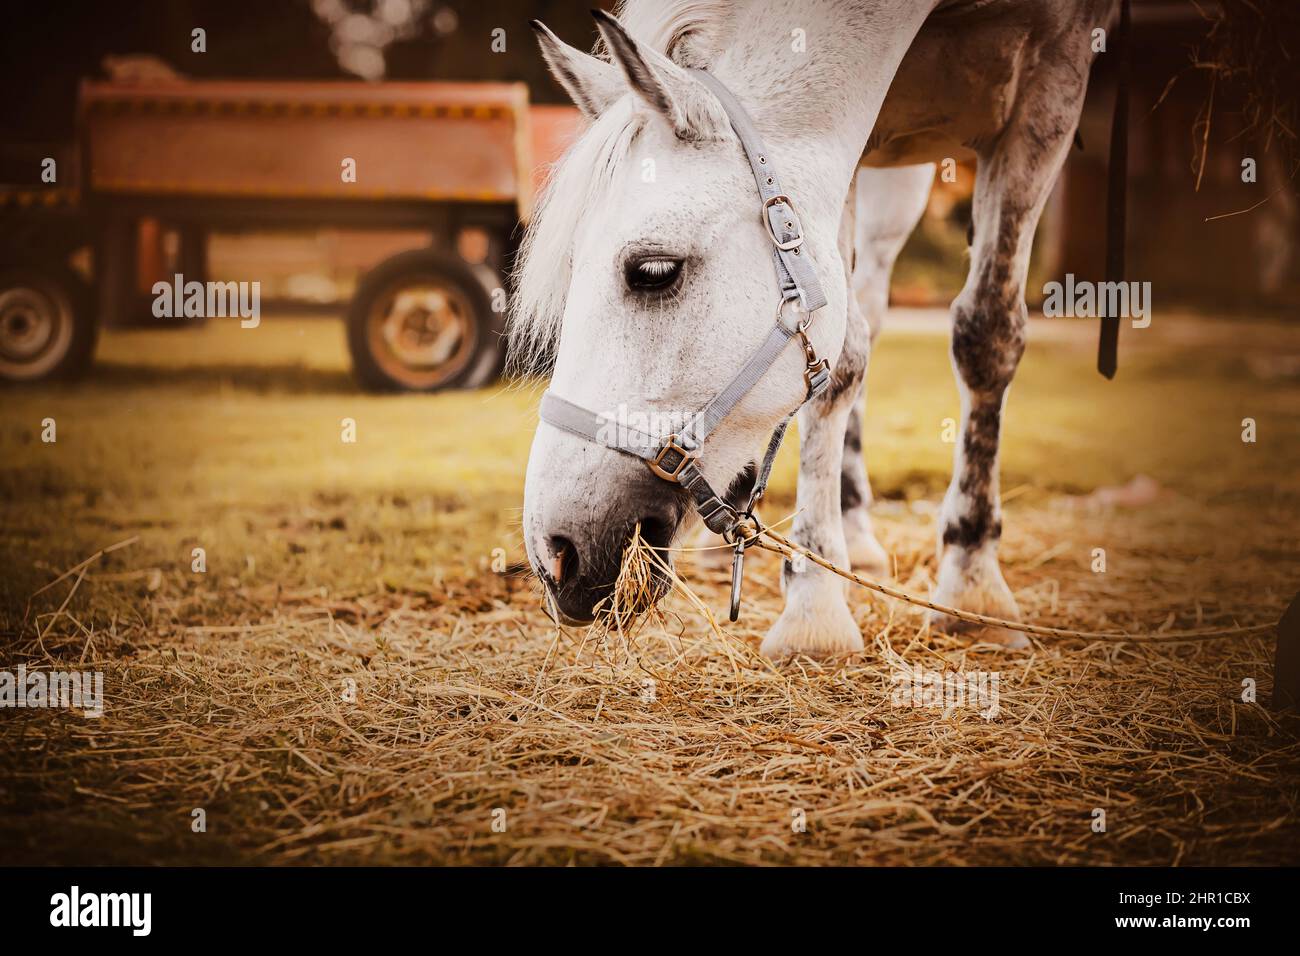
<box><xmin>382</xmin><ymin>287</ymin><xmax>469</xmax><ymax>368</ymax></box>
<box><xmin>364</xmin><ymin>276</ymin><xmax>479</xmax><ymax>391</ymax></box>
<box><xmin>0</xmin><ymin>289</ymin><xmax>57</xmax><ymax>362</ymax></box>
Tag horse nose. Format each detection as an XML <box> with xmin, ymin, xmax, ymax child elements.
<box><xmin>537</xmin><ymin>483</ymin><xmax>684</xmax><ymax>624</ymax></box>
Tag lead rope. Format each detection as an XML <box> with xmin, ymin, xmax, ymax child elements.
<box><xmin>729</xmin><ymin>522</ymin><xmax>1274</xmax><ymax>644</ymax></box>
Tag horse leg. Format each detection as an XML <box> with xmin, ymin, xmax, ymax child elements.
<box><xmin>931</xmin><ymin>55</ymin><xmax>1090</xmax><ymax>647</ymax></box>
<box><xmin>840</xmin><ymin>391</ymin><xmax>886</xmax><ymax>571</ymax></box>
<box><xmin>841</xmin><ymin>164</ymin><xmax>934</xmax><ymax>572</ymax></box>
<box><xmin>760</xmin><ymin>184</ymin><xmax>872</xmax><ymax>659</ymax></box>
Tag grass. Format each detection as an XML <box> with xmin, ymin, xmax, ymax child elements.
<box><xmin>1</xmin><ymin>310</ymin><xmax>1298</xmax><ymax>865</ymax></box>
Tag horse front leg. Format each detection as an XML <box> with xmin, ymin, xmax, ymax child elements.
<box><xmin>761</xmin><ymin>268</ymin><xmax>871</xmax><ymax>659</ymax></box>
<box><xmin>760</xmin><ymin>360</ymin><xmax>866</xmax><ymax>659</ymax></box>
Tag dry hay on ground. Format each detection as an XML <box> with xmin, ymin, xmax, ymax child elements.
<box><xmin>3</xmin><ymin>494</ymin><xmax>1298</xmax><ymax>866</ymax></box>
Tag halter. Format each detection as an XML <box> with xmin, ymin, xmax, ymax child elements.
<box><xmin>537</xmin><ymin>69</ymin><xmax>831</xmax><ymax>621</ymax></box>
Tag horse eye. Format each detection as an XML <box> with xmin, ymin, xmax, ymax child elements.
<box><xmin>624</xmin><ymin>257</ymin><xmax>683</xmax><ymax>292</ymax></box>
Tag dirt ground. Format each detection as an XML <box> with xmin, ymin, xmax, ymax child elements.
<box><xmin>1</xmin><ymin>311</ymin><xmax>1298</xmax><ymax>865</ymax></box>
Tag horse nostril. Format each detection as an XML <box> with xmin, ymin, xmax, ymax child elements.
<box><xmin>546</xmin><ymin>536</ymin><xmax>578</xmax><ymax>584</ymax></box>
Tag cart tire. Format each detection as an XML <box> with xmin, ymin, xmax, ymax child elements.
<box><xmin>346</xmin><ymin>249</ymin><xmax>502</xmax><ymax>393</ymax></box>
<box><xmin>0</xmin><ymin>264</ymin><xmax>96</xmax><ymax>384</ymax></box>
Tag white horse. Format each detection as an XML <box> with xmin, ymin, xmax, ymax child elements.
<box><xmin>514</xmin><ymin>0</ymin><xmax>1115</xmax><ymax>658</ymax></box>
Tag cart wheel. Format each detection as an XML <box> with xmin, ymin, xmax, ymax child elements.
<box><xmin>0</xmin><ymin>265</ymin><xmax>96</xmax><ymax>383</ymax></box>
<box><xmin>347</xmin><ymin>249</ymin><xmax>502</xmax><ymax>393</ymax></box>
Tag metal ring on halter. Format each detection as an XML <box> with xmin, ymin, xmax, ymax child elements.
<box><xmin>775</xmin><ymin>295</ymin><xmax>806</xmax><ymax>334</ymax></box>
<box><xmin>723</xmin><ymin>512</ymin><xmax>763</xmax><ymax>547</ymax></box>
<box><xmin>779</xmin><ymin>298</ymin><xmax>813</xmax><ymax>334</ymax></box>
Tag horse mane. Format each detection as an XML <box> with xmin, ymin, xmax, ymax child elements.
<box><xmin>507</xmin><ymin>0</ymin><xmax>736</xmax><ymax>376</ymax></box>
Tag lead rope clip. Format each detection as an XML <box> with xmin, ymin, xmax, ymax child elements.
<box><xmin>729</xmin><ymin>541</ymin><xmax>747</xmax><ymax>623</ymax></box>
<box><xmin>725</xmin><ymin>505</ymin><xmax>764</xmax><ymax>622</ymax></box>
<box><xmin>795</xmin><ymin>321</ymin><xmax>831</xmax><ymax>398</ymax></box>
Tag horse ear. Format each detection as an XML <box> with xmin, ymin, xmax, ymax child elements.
<box><xmin>530</xmin><ymin>20</ymin><xmax>622</xmax><ymax>120</ymax></box>
<box><xmin>590</xmin><ymin>9</ymin><xmax>726</xmax><ymax>142</ymax></box>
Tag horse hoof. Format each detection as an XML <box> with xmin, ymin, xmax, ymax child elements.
<box><xmin>929</xmin><ymin>552</ymin><xmax>1029</xmax><ymax>648</ymax></box>
<box><xmin>761</xmin><ymin>599</ymin><xmax>864</xmax><ymax>660</ymax></box>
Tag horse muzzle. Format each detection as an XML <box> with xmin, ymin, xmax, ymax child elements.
<box><xmin>528</xmin><ymin>468</ymin><xmax>689</xmax><ymax>624</ymax></box>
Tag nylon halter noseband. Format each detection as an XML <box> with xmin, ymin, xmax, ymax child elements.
<box><xmin>537</xmin><ymin>69</ymin><xmax>832</xmax><ymax>620</ymax></box>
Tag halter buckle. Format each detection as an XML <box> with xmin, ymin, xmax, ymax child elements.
<box><xmin>762</xmin><ymin>195</ymin><xmax>804</xmax><ymax>251</ymax></box>
<box><xmin>647</xmin><ymin>435</ymin><xmax>695</xmax><ymax>482</ymax></box>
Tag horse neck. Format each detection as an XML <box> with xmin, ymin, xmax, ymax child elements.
<box><xmin>706</xmin><ymin>0</ymin><xmax>936</xmax><ymax>222</ymax></box>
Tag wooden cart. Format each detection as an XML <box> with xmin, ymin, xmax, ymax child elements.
<box><xmin>0</xmin><ymin>79</ymin><xmax>580</xmax><ymax>389</ymax></box>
